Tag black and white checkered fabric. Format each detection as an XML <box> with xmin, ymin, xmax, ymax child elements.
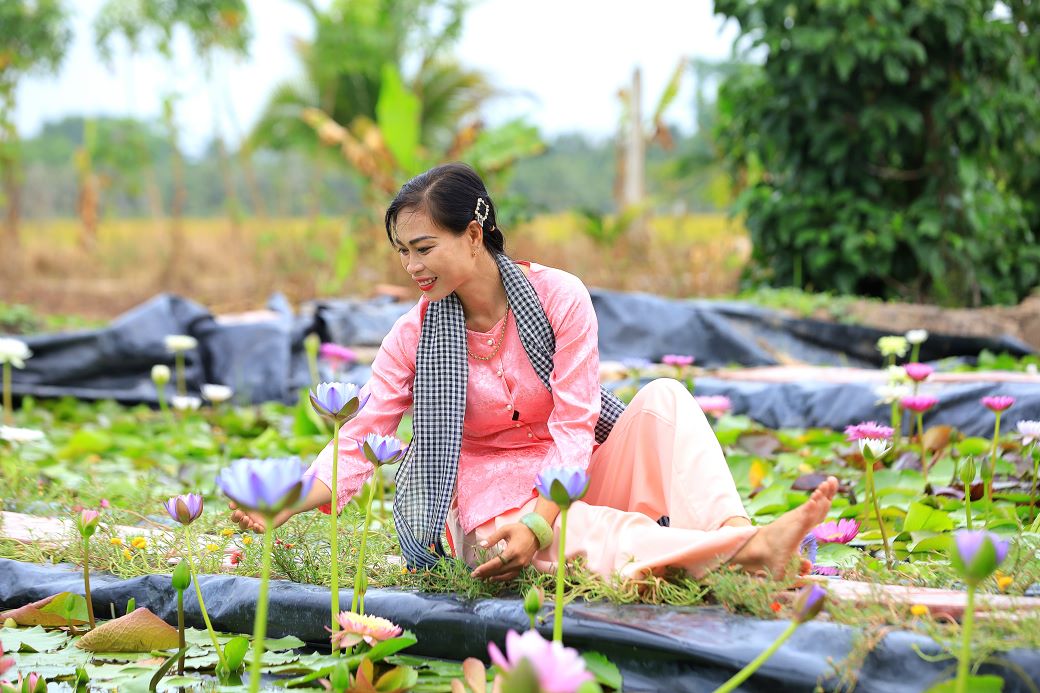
<box><xmin>394</xmin><ymin>254</ymin><xmax>627</xmax><ymax>569</ymax></box>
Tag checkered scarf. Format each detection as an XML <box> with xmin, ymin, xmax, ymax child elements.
<box><xmin>394</xmin><ymin>254</ymin><xmax>627</xmax><ymax>568</ymax></box>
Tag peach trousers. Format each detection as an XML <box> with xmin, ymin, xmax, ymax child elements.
<box><xmin>447</xmin><ymin>378</ymin><xmax>759</xmax><ymax>581</ymax></box>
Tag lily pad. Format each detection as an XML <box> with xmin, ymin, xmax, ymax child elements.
<box><xmin>1</xmin><ymin>593</ymin><xmax>89</xmax><ymax>627</ymax></box>
<box><xmin>76</xmin><ymin>608</ymin><xmax>179</xmax><ymax>652</ymax></box>
<box><xmin>0</xmin><ymin>625</ymin><xmax>68</xmax><ymax>653</ymax></box>
<box><xmin>902</xmin><ymin>501</ymin><xmax>954</xmax><ymax>533</ymax></box>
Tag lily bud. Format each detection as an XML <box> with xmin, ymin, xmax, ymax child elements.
<box><xmin>959</xmin><ymin>457</ymin><xmax>977</xmax><ymax>487</ymax></box>
<box><xmin>793</xmin><ymin>584</ymin><xmax>827</xmax><ymax>623</ymax></box>
<box><xmin>523</xmin><ymin>585</ymin><xmax>544</xmax><ymax>619</ymax></box>
<box><xmin>172</xmin><ymin>559</ymin><xmax>192</xmax><ymax>591</ymax></box>
<box><xmin>951</xmin><ymin>530</ymin><xmax>1009</xmax><ymax>585</ymax></box>
<box><xmin>151</xmin><ymin>364</ymin><xmax>171</xmax><ymax>387</ymax></box>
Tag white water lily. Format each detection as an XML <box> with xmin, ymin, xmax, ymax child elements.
<box><xmin>164</xmin><ymin>335</ymin><xmax>198</xmax><ymax>353</ymax></box>
<box><xmin>0</xmin><ymin>338</ymin><xmax>32</xmax><ymax>368</ymax></box>
<box><xmin>0</xmin><ymin>426</ymin><xmax>45</xmax><ymax>443</ymax></box>
<box><xmin>886</xmin><ymin>365</ymin><xmax>910</xmax><ymax>383</ymax></box>
<box><xmin>151</xmin><ymin>364</ymin><xmax>171</xmax><ymax>386</ymax></box>
<box><xmin>876</xmin><ymin>335</ymin><xmax>909</xmax><ymax>358</ymax></box>
<box><xmin>859</xmin><ymin>437</ymin><xmax>893</xmax><ymax>460</ymax></box>
<box><xmin>171</xmin><ymin>395</ymin><xmax>202</xmax><ymax>411</ymax></box>
<box><xmin>201</xmin><ymin>384</ymin><xmax>233</xmax><ymax>404</ymax></box>
<box><xmin>1017</xmin><ymin>420</ymin><xmax>1040</xmax><ymax>446</ymax></box>
<box><xmin>905</xmin><ymin>329</ymin><xmax>929</xmax><ymax>345</ymax></box>
<box><xmin>875</xmin><ymin>382</ymin><xmax>912</xmax><ymax>405</ymax></box>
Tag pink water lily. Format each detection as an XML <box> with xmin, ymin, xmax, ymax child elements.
<box><xmin>695</xmin><ymin>395</ymin><xmax>732</xmax><ymax>417</ymax></box>
<box><xmin>844</xmin><ymin>421</ymin><xmax>894</xmax><ymax>442</ymax></box>
<box><xmin>901</xmin><ymin>395</ymin><xmax>938</xmax><ymax>414</ymax></box>
<box><xmin>662</xmin><ymin>354</ymin><xmax>694</xmax><ymax>367</ymax></box>
<box><xmin>320</xmin><ymin>343</ymin><xmax>358</xmax><ymax>365</ymax></box>
<box><xmin>904</xmin><ymin>363</ymin><xmax>934</xmax><ymax>382</ymax></box>
<box><xmin>0</xmin><ymin>642</ymin><xmax>13</xmax><ymax>678</ymax></box>
<box><xmin>981</xmin><ymin>396</ymin><xmax>1015</xmax><ymax>413</ymax></box>
<box><xmin>328</xmin><ymin>611</ymin><xmax>402</xmax><ymax>649</ymax></box>
<box><xmin>812</xmin><ymin>518</ymin><xmax>860</xmax><ymax>544</ymax></box>
<box><xmin>488</xmin><ymin>629</ymin><xmax>594</xmax><ymax>693</ymax></box>
<box><xmin>76</xmin><ymin>509</ymin><xmax>101</xmax><ymax>539</ymax></box>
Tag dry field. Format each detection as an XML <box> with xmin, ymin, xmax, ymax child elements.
<box><xmin>2</xmin><ymin>213</ymin><xmax>750</xmax><ymax>320</ymax></box>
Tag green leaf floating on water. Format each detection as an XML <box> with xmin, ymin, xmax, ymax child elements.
<box><xmin>0</xmin><ymin>625</ymin><xmax>68</xmax><ymax>653</ymax></box>
<box><xmin>76</xmin><ymin>608</ymin><xmax>179</xmax><ymax>652</ymax></box>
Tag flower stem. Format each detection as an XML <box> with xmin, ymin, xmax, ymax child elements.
<box><xmin>175</xmin><ymin>352</ymin><xmax>186</xmax><ymax>397</ymax></box>
<box><xmin>911</xmin><ymin>343</ymin><xmax>921</xmax><ymax>364</ymax></box>
<box><xmin>353</xmin><ymin>478</ymin><xmax>376</xmax><ymax>614</ymax></box>
<box><xmin>2</xmin><ymin>361</ymin><xmax>11</xmax><ymax>426</ymax></box>
<box><xmin>917</xmin><ymin>413</ymin><xmax>928</xmax><ymax>488</ymax></box>
<box><xmin>986</xmin><ymin>413</ymin><xmax>1002</xmax><ymax>508</ymax></box>
<box><xmin>1030</xmin><ymin>446</ymin><xmax>1039</xmax><ymax>523</ymax></box>
<box><xmin>82</xmin><ymin>538</ymin><xmax>96</xmax><ymax>628</ymax></box>
<box><xmin>889</xmin><ymin>401</ymin><xmax>901</xmax><ymax>448</ymax></box>
<box><xmin>864</xmin><ymin>457</ymin><xmax>892</xmax><ymax>566</ymax></box>
<box><xmin>713</xmin><ymin>621</ymin><xmax>800</xmax><ymax>693</ymax></box>
<box><xmin>330</xmin><ymin>421</ymin><xmax>341</xmax><ymax>651</ymax></box>
<box><xmin>955</xmin><ymin>584</ymin><xmax>976</xmax><ymax>693</ymax></box>
<box><xmin>249</xmin><ymin>524</ymin><xmax>275</xmax><ymax>693</ymax></box>
<box><xmin>964</xmin><ymin>492</ymin><xmax>973</xmax><ymax>531</ymax></box>
<box><xmin>184</xmin><ymin>525</ymin><xmax>229</xmax><ymax>672</ymax></box>
<box><xmin>552</xmin><ymin>508</ymin><xmax>569</xmax><ymax>642</ymax></box>
<box><xmin>177</xmin><ymin>588</ymin><xmax>186</xmax><ymax>675</ymax></box>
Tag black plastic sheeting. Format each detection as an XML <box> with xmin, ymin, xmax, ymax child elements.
<box><xmin>5</xmin><ymin>291</ymin><xmax>1038</xmax><ymax>432</ymax></box>
<box><xmin>3</xmin><ymin>558</ymin><xmax>1039</xmax><ymax>692</ymax></box>
<box><xmin>674</xmin><ymin>377</ymin><xmax>1040</xmax><ymax>438</ymax></box>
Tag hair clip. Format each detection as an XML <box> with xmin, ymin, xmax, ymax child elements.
<box><xmin>474</xmin><ymin>198</ymin><xmax>489</xmax><ymax>228</ymax></box>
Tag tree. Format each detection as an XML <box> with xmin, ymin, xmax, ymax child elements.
<box><xmin>249</xmin><ymin>0</ymin><xmax>506</xmax><ymax>214</ymax></box>
<box><xmin>0</xmin><ymin>0</ymin><xmax>71</xmax><ymax>274</ymax></box>
<box><xmin>714</xmin><ymin>0</ymin><xmax>1040</xmax><ymax>306</ymax></box>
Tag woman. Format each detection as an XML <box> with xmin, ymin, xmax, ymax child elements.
<box><xmin>231</xmin><ymin>162</ymin><xmax>838</xmax><ymax>583</ymax></box>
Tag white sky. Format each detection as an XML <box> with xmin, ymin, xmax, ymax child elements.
<box><xmin>15</xmin><ymin>0</ymin><xmax>740</xmax><ymax>156</ymax></box>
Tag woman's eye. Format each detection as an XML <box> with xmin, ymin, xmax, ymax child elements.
<box><xmin>397</xmin><ymin>247</ymin><xmax>408</xmax><ymax>255</ymax></box>
<box><xmin>417</xmin><ymin>247</ymin><xmax>432</xmax><ymax>254</ymax></box>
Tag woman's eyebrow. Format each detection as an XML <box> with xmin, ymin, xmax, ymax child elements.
<box><xmin>402</xmin><ymin>235</ymin><xmax>437</xmax><ymax>245</ymax></box>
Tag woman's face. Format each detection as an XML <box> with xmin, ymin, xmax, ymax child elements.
<box><xmin>393</xmin><ymin>208</ymin><xmax>478</xmax><ymax>302</ymax></box>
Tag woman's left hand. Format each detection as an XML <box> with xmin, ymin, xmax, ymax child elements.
<box><xmin>470</xmin><ymin>522</ymin><xmax>540</xmax><ymax>582</ymax></box>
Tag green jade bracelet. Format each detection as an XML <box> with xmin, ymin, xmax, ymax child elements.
<box><xmin>520</xmin><ymin>512</ymin><xmax>554</xmax><ymax>550</ymax></box>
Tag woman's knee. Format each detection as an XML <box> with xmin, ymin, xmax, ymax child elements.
<box><xmin>630</xmin><ymin>378</ymin><xmax>691</xmax><ymax>415</ymax></box>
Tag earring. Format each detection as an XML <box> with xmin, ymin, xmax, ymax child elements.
<box><xmin>472</xmin><ymin>247</ymin><xmax>478</xmax><ymax>258</ymax></box>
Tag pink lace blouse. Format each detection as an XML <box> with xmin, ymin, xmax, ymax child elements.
<box><xmin>307</xmin><ymin>262</ymin><xmax>602</xmax><ymax>533</ymax></box>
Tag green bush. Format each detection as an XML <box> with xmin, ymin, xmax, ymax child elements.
<box><xmin>714</xmin><ymin>0</ymin><xmax>1040</xmax><ymax>306</ymax></box>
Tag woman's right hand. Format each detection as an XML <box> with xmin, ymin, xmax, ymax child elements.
<box><xmin>229</xmin><ymin>502</ymin><xmax>295</xmax><ymax>533</ymax></box>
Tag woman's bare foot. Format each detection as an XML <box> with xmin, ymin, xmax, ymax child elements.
<box><xmin>728</xmin><ymin>477</ymin><xmax>839</xmax><ymax>579</ymax></box>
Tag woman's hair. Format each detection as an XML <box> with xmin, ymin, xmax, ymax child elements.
<box><xmin>384</xmin><ymin>162</ymin><xmax>505</xmax><ymax>256</ymax></box>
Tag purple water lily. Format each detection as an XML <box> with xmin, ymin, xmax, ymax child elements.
<box><xmin>358</xmin><ymin>433</ymin><xmax>407</xmax><ymax>466</ymax></box>
<box><xmin>535</xmin><ymin>466</ymin><xmax>590</xmax><ymax>510</ymax></box>
<box><xmin>794</xmin><ymin>583</ymin><xmax>827</xmax><ymax>623</ymax></box>
<box><xmin>163</xmin><ymin>493</ymin><xmax>204</xmax><ymax>525</ymax></box>
<box><xmin>216</xmin><ymin>458</ymin><xmax>314</xmax><ymax>515</ymax></box>
<box><xmin>952</xmin><ymin>529</ymin><xmax>1009</xmax><ymax>584</ymax></box>
<box><xmin>309</xmin><ymin>382</ymin><xmax>369</xmax><ymax>423</ymax></box>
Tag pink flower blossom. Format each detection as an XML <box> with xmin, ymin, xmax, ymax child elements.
<box><xmin>695</xmin><ymin>395</ymin><xmax>732</xmax><ymax>416</ymax></box>
<box><xmin>319</xmin><ymin>343</ymin><xmax>358</xmax><ymax>365</ymax></box>
<box><xmin>844</xmin><ymin>421</ymin><xmax>894</xmax><ymax>442</ymax></box>
<box><xmin>488</xmin><ymin>629</ymin><xmax>594</xmax><ymax>693</ymax></box>
<box><xmin>0</xmin><ymin>642</ymin><xmax>14</xmax><ymax>678</ymax></box>
<box><xmin>981</xmin><ymin>396</ymin><xmax>1015</xmax><ymax>413</ymax></box>
<box><xmin>812</xmin><ymin>518</ymin><xmax>860</xmax><ymax>544</ymax></box>
<box><xmin>328</xmin><ymin>611</ymin><xmax>402</xmax><ymax>649</ymax></box>
<box><xmin>661</xmin><ymin>354</ymin><xmax>694</xmax><ymax>367</ymax></box>
<box><xmin>901</xmin><ymin>395</ymin><xmax>939</xmax><ymax>414</ymax></box>
<box><xmin>903</xmin><ymin>363</ymin><xmax>934</xmax><ymax>382</ymax></box>
<box><xmin>99</xmin><ymin>499</ymin><xmax>110</xmax><ymax>509</ymax></box>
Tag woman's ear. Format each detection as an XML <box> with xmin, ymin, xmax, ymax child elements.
<box><xmin>467</xmin><ymin>219</ymin><xmax>483</xmax><ymax>251</ymax></box>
